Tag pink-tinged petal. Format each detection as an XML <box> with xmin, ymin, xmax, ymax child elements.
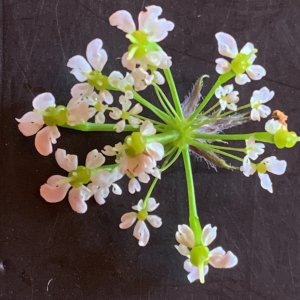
<box><xmin>67</xmin><ymin>55</ymin><xmax>92</xmax><ymax>82</ymax></box>
<box><xmin>146</xmin><ymin>198</ymin><xmax>159</xmax><ymax>212</ymax></box>
<box><xmin>258</xmin><ymin>173</ymin><xmax>273</xmax><ymax>193</ymax></box>
<box><xmin>71</xmin><ymin>83</ymin><xmax>93</xmax><ymax>98</ymax></box>
<box><xmin>202</xmin><ymin>224</ymin><xmax>217</xmax><ymax>246</ymax></box>
<box><xmin>35</xmin><ymin>126</ymin><xmax>60</xmax><ymax>156</ymax></box>
<box><xmin>175</xmin><ymin>224</ymin><xmax>195</xmax><ymax>248</ymax></box>
<box><xmin>128</xmin><ymin>178</ymin><xmax>141</xmax><ymax>194</ymax></box>
<box><xmin>215</xmin><ymin>32</ymin><xmax>238</xmax><ymax>58</ymax></box>
<box><xmin>109</xmin><ymin>10</ymin><xmax>136</xmax><ymax>34</ymax></box>
<box><xmin>258</xmin><ymin>105</ymin><xmax>271</xmax><ymax>118</ymax></box>
<box><xmin>215</xmin><ymin>58</ymin><xmax>231</xmax><ymax>74</ymax></box>
<box><xmin>91</xmin><ymin>170</ymin><xmax>111</xmax><ymax>188</ymax></box>
<box><xmin>240</xmin><ymin>155</ymin><xmax>257</xmax><ymax>177</ymax></box>
<box><xmin>262</xmin><ymin>156</ymin><xmax>287</xmax><ymax>175</ymax></box>
<box><xmin>108</xmin><ymin>71</ymin><xmax>124</xmax><ymax>88</ymax></box>
<box><xmin>68</xmin><ymin>186</ymin><xmax>92</xmax><ymax>214</ymax></box>
<box><xmin>109</xmin><ymin>107</ymin><xmax>122</xmax><ymax>120</ymax></box>
<box><xmin>129</xmin><ymin>103</ymin><xmax>143</xmax><ymax>115</ymax></box>
<box><xmin>138</xmin><ymin>172</ymin><xmax>150</xmax><ymax>183</ymax></box>
<box><xmin>147</xmin><ymin>215</ymin><xmax>162</xmax><ymax>228</ymax></box>
<box><xmin>133</xmin><ymin>221</ymin><xmax>150</xmax><ymax>246</ymax></box>
<box><xmin>94</xmin><ymin>187</ymin><xmax>108</xmax><ymax>205</ymax></box>
<box><xmin>265</xmin><ymin>119</ymin><xmax>282</xmax><ymax>134</ymax></box>
<box><xmin>16</xmin><ymin>112</ymin><xmax>44</xmax><ymax>136</ymax></box>
<box><xmin>175</xmin><ymin>244</ymin><xmax>190</xmax><ymax>257</ymax></box>
<box><xmin>114</xmin><ymin>120</ymin><xmax>126</xmax><ymax>133</ymax></box>
<box><xmin>254</xmin><ymin>87</ymin><xmax>274</xmax><ymax>103</ymax></box>
<box><xmin>55</xmin><ymin>148</ymin><xmax>78</xmax><ymax>172</ymax></box>
<box><xmin>112</xmin><ymin>183</ymin><xmax>122</xmax><ymax>195</ymax></box>
<box><xmin>209</xmin><ymin>251</ymin><xmax>238</xmax><ymax>269</ymax></box>
<box><xmin>99</xmin><ymin>90</ymin><xmax>113</xmax><ymax>105</ymax></box>
<box><xmin>33</xmin><ymin>93</ymin><xmax>56</xmax><ymax>111</ymax></box>
<box><xmin>140</xmin><ymin>120</ymin><xmax>156</xmax><ymax>136</ymax></box>
<box><xmin>132</xmin><ymin>199</ymin><xmax>144</xmax><ymax>211</ymax></box>
<box><xmin>40</xmin><ymin>175</ymin><xmax>70</xmax><ymax>203</ymax></box>
<box><xmin>85</xmin><ymin>149</ymin><xmax>105</xmax><ymax>169</ymax></box>
<box><xmin>86</xmin><ymin>38</ymin><xmax>107</xmax><ymax>71</ymax></box>
<box><xmin>235</xmin><ymin>74</ymin><xmax>251</xmax><ymax>85</ymax></box>
<box><xmin>121</xmin><ymin>52</ymin><xmax>137</xmax><ymax>71</ymax></box>
<box><xmin>128</xmin><ymin>116</ymin><xmax>141</xmax><ymax>128</ymax></box>
<box><xmin>67</xmin><ymin>100</ymin><xmax>90</xmax><ymax>126</ymax></box>
<box><xmin>89</xmin><ymin>107</ymin><xmax>97</xmax><ymax>119</ymax></box>
<box><xmin>209</xmin><ymin>246</ymin><xmax>226</xmax><ymax>258</ymax></box>
<box><xmin>120</xmin><ymin>212</ymin><xmax>137</xmax><ymax>229</ymax></box>
<box><xmin>146</xmin><ymin>142</ymin><xmax>164</xmax><ymax>161</ymax></box>
<box><xmin>184</xmin><ymin>259</ymin><xmax>196</xmax><ymax>273</ymax></box>
<box><xmin>246</xmin><ymin>65</ymin><xmax>266</xmax><ymax>80</ymax></box>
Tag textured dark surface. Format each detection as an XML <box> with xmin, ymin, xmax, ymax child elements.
<box><xmin>1</xmin><ymin>0</ymin><xmax>300</xmax><ymax>299</ymax></box>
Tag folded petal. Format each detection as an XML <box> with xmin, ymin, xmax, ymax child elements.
<box><xmin>114</xmin><ymin>120</ymin><xmax>126</xmax><ymax>133</ymax></box>
<box><xmin>33</xmin><ymin>93</ymin><xmax>56</xmax><ymax>111</ymax></box>
<box><xmin>235</xmin><ymin>73</ymin><xmax>251</xmax><ymax>85</ymax></box>
<box><xmin>246</xmin><ymin>65</ymin><xmax>266</xmax><ymax>80</ymax></box>
<box><xmin>209</xmin><ymin>246</ymin><xmax>226</xmax><ymax>258</ymax></box>
<box><xmin>209</xmin><ymin>251</ymin><xmax>238</xmax><ymax>269</ymax></box>
<box><xmin>128</xmin><ymin>116</ymin><xmax>141</xmax><ymax>128</ymax></box>
<box><xmin>95</xmin><ymin>112</ymin><xmax>105</xmax><ymax>124</ymax></box>
<box><xmin>140</xmin><ymin>120</ymin><xmax>156</xmax><ymax>136</ymax></box>
<box><xmin>112</xmin><ymin>183</ymin><xmax>122</xmax><ymax>195</ymax></box>
<box><xmin>215</xmin><ymin>32</ymin><xmax>238</xmax><ymax>58</ymax></box>
<box><xmin>147</xmin><ymin>215</ymin><xmax>162</xmax><ymax>228</ymax></box>
<box><xmin>262</xmin><ymin>156</ymin><xmax>287</xmax><ymax>175</ymax></box>
<box><xmin>99</xmin><ymin>90</ymin><xmax>113</xmax><ymax>105</ymax></box>
<box><xmin>215</xmin><ymin>58</ymin><xmax>231</xmax><ymax>74</ymax></box>
<box><xmin>86</xmin><ymin>149</ymin><xmax>105</xmax><ymax>169</ymax></box>
<box><xmin>55</xmin><ymin>148</ymin><xmax>78</xmax><ymax>172</ymax></box>
<box><xmin>265</xmin><ymin>119</ymin><xmax>282</xmax><ymax>134</ymax></box>
<box><xmin>86</xmin><ymin>38</ymin><xmax>107</xmax><ymax>71</ymax></box>
<box><xmin>202</xmin><ymin>224</ymin><xmax>217</xmax><ymax>246</ymax></box>
<box><xmin>128</xmin><ymin>178</ymin><xmax>141</xmax><ymax>194</ymax></box>
<box><xmin>132</xmin><ymin>199</ymin><xmax>144</xmax><ymax>211</ymax></box>
<box><xmin>16</xmin><ymin>112</ymin><xmax>44</xmax><ymax>136</ymax></box>
<box><xmin>109</xmin><ymin>10</ymin><xmax>136</xmax><ymax>34</ymax></box>
<box><xmin>67</xmin><ymin>55</ymin><xmax>92</xmax><ymax>82</ymax></box>
<box><xmin>40</xmin><ymin>175</ymin><xmax>71</xmax><ymax>203</ymax></box>
<box><xmin>258</xmin><ymin>105</ymin><xmax>271</xmax><ymax>118</ymax></box>
<box><xmin>109</xmin><ymin>107</ymin><xmax>122</xmax><ymax>120</ymax></box>
<box><xmin>133</xmin><ymin>221</ymin><xmax>150</xmax><ymax>246</ymax></box>
<box><xmin>68</xmin><ymin>186</ymin><xmax>92</xmax><ymax>213</ymax></box>
<box><xmin>71</xmin><ymin>83</ymin><xmax>94</xmax><ymax>98</ymax></box>
<box><xmin>175</xmin><ymin>244</ymin><xmax>190</xmax><ymax>257</ymax></box>
<box><xmin>35</xmin><ymin>126</ymin><xmax>60</xmax><ymax>156</ymax></box>
<box><xmin>129</xmin><ymin>103</ymin><xmax>143</xmax><ymax>115</ymax></box>
<box><xmin>120</xmin><ymin>212</ymin><xmax>137</xmax><ymax>229</ymax></box>
<box><xmin>175</xmin><ymin>224</ymin><xmax>195</xmax><ymax>248</ymax></box>
<box><xmin>145</xmin><ymin>197</ymin><xmax>159</xmax><ymax>212</ymax></box>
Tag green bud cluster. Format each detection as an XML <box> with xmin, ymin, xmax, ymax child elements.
<box><xmin>274</xmin><ymin>129</ymin><xmax>297</xmax><ymax>149</ymax></box>
<box><xmin>43</xmin><ymin>106</ymin><xmax>68</xmax><ymax>126</ymax></box>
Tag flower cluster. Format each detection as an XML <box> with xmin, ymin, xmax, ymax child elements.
<box><xmin>16</xmin><ymin>5</ymin><xmax>299</xmax><ymax>285</ymax></box>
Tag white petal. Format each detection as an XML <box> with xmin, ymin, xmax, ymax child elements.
<box><xmin>209</xmin><ymin>246</ymin><xmax>226</xmax><ymax>258</ymax></box>
<box><xmin>251</xmin><ymin>108</ymin><xmax>261</xmax><ymax>121</ymax></box>
<box><xmin>175</xmin><ymin>244</ymin><xmax>190</xmax><ymax>257</ymax></box>
<box><xmin>146</xmin><ymin>142</ymin><xmax>164</xmax><ymax>161</ymax></box>
<box><xmin>108</xmin><ymin>71</ymin><xmax>124</xmax><ymax>88</ymax></box>
<box><xmin>133</xmin><ymin>221</ymin><xmax>150</xmax><ymax>246</ymax></box>
<box><xmin>235</xmin><ymin>73</ymin><xmax>251</xmax><ymax>85</ymax></box>
<box><xmin>55</xmin><ymin>148</ymin><xmax>78</xmax><ymax>172</ymax></box>
<box><xmin>95</xmin><ymin>112</ymin><xmax>105</xmax><ymax>124</ymax></box>
<box><xmin>202</xmin><ymin>224</ymin><xmax>217</xmax><ymax>246</ymax></box>
<box><xmin>227</xmin><ymin>91</ymin><xmax>239</xmax><ymax>104</ymax></box>
<box><xmin>109</xmin><ymin>107</ymin><xmax>122</xmax><ymax>120</ymax></box>
<box><xmin>111</xmin><ymin>167</ymin><xmax>124</xmax><ymax>182</ymax></box>
<box><xmin>16</xmin><ymin>112</ymin><xmax>44</xmax><ymax>136</ymax></box>
<box><xmin>227</xmin><ymin>103</ymin><xmax>237</xmax><ymax>111</ymax></box>
<box><xmin>35</xmin><ymin>126</ymin><xmax>60</xmax><ymax>156</ymax></box>
<box><xmin>68</xmin><ymin>186</ymin><xmax>92</xmax><ymax>214</ymax></box>
<box><xmin>140</xmin><ymin>120</ymin><xmax>156</xmax><ymax>136</ymax></box>
<box><xmin>153</xmin><ymin>71</ymin><xmax>165</xmax><ymax>85</ymax></box>
<box><xmin>121</xmin><ymin>52</ymin><xmax>137</xmax><ymax>71</ymax></box>
<box><xmin>215</xmin><ymin>85</ymin><xmax>225</xmax><ymax>99</ymax></box>
<box><xmin>120</xmin><ymin>212</ymin><xmax>137</xmax><ymax>229</ymax></box>
<box><xmin>175</xmin><ymin>224</ymin><xmax>195</xmax><ymax>248</ymax></box>
<box><xmin>71</xmin><ymin>83</ymin><xmax>94</xmax><ymax>98</ymax></box>
<box><xmin>246</xmin><ymin>65</ymin><xmax>266</xmax><ymax>80</ymax></box>
<box><xmin>129</xmin><ymin>103</ymin><xmax>143</xmax><ymax>115</ymax></box>
<box><xmin>94</xmin><ymin>187</ymin><xmax>109</xmax><ymax>205</ymax></box>
<box><xmin>109</xmin><ymin>10</ymin><xmax>136</xmax><ymax>34</ymax></box>
<box><xmin>102</xmin><ymin>145</ymin><xmax>117</xmax><ymax>156</ymax></box>
<box><xmin>114</xmin><ymin>120</ymin><xmax>126</xmax><ymax>133</ymax></box>
<box><xmin>209</xmin><ymin>250</ymin><xmax>238</xmax><ymax>269</ymax></box>
<box><xmin>265</xmin><ymin>119</ymin><xmax>282</xmax><ymax>134</ymax></box>
<box><xmin>215</xmin><ymin>58</ymin><xmax>231</xmax><ymax>74</ymax></box>
<box><xmin>132</xmin><ymin>199</ymin><xmax>144</xmax><ymax>211</ymax></box>
<box><xmin>128</xmin><ymin>116</ymin><xmax>141</xmax><ymax>128</ymax></box>
<box><xmin>67</xmin><ymin>99</ymin><xmax>90</xmax><ymax>126</ymax></box>
<box><xmin>85</xmin><ymin>149</ymin><xmax>105</xmax><ymax>169</ymax></box>
<box><xmin>262</xmin><ymin>156</ymin><xmax>287</xmax><ymax>175</ymax></box>
<box><xmin>128</xmin><ymin>178</ymin><xmax>141</xmax><ymax>194</ymax></box>
<box><xmin>67</xmin><ymin>55</ymin><xmax>92</xmax><ymax>82</ymax></box>
<box><xmin>254</xmin><ymin>87</ymin><xmax>274</xmax><ymax>103</ymax></box>
<box><xmin>138</xmin><ymin>172</ymin><xmax>150</xmax><ymax>183</ymax></box>
<box><xmin>240</xmin><ymin>155</ymin><xmax>257</xmax><ymax>177</ymax></box>
<box><xmin>112</xmin><ymin>183</ymin><xmax>122</xmax><ymax>195</ymax></box>
<box><xmin>240</xmin><ymin>42</ymin><xmax>256</xmax><ymax>63</ymax></box>
<box><xmin>215</xmin><ymin>32</ymin><xmax>238</xmax><ymax>58</ymax></box>
<box><xmin>32</xmin><ymin>93</ymin><xmax>56</xmax><ymax>111</ymax></box>
<box><xmin>86</xmin><ymin>39</ymin><xmax>107</xmax><ymax>71</ymax></box>
<box><xmin>99</xmin><ymin>90</ymin><xmax>113</xmax><ymax>105</ymax></box>
<box><xmin>184</xmin><ymin>259</ymin><xmax>197</xmax><ymax>273</ymax></box>
<box><xmin>258</xmin><ymin>173</ymin><xmax>273</xmax><ymax>193</ymax></box>
<box><xmin>40</xmin><ymin>175</ymin><xmax>70</xmax><ymax>203</ymax></box>
<box><xmin>147</xmin><ymin>215</ymin><xmax>162</xmax><ymax>228</ymax></box>
<box><xmin>219</xmin><ymin>98</ymin><xmax>228</xmax><ymax>109</ymax></box>
<box><xmin>258</xmin><ymin>105</ymin><xmax>271</xmax><ymax>118</ymax></box>
<box><xmin>91</xmin><ymin>170</ymin><xmax>111</xmax><ymax>188</ymax></box>
<box><xmin>145</xmin><ymin>197</ymin><xmax>159</xmax><ymax>212</ymax></box>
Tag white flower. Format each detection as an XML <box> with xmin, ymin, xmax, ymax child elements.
<box><xmin>245</xmin><ymin>137</ymin><xmax>265</xmax><ymax>160</ymax></box>
<box><xmin>108</xmin><ymin>71</ymin><xmax>134</xmax><ymax>99</ymax></box>
<box><xmin>109</xmin><ymin>97</ymin><xmax>143</xmax><ymax>133</ymax></box>
<box><xmin>102</xmin><ymin>142</ymin><xmax>126</xmax><ymax>156</ymax></box>
<box><xmin>109</xmin><ymin>6</ymin><xmax>173</xmax><ymax>72</ymax></box>
<box><xmin>175</xmin><ymin>224</ymin><xmax>238</xmax><ymax>283</ymax></box>
<box><xmin>87</xmin><ymin>167</ymin><xmax>123</xmax><ymax>205</ymax></box>
<box><xmin>265</xmin><ymin>119</ymin><xmax>282</xmax><ymax>134</ymax></box>
<box><xmin>67</xmin><ymin>97</ymin><xmax>90</xmax><ymax>126</ymax></box>
<box><xmin>250</xmin><ymin>87</ymin><xmax>274</xmax><ymax>121</ymax></box>
<box><xmin>40</xmin><ymin>148</ymin><xmax>106</xmax><ymax>213</ymax></box>
<box><xmin>67</xmin><ymin>39</ymin><xmax>113</xmax><ymax>101</ymax></box>
<box><xmin>215</xmin><ymin>32</ymin><xmax>266</xmax><ymax>85</ymax></box>
<box><xmin>240</xmin><ymin>155</ymin><xmax>287</xmax><ymax>193</ymax></box>
<box><xmin>215</xmin><ymin>84</ymin><xmax>239</xmax><ymax>111</ymax></box>
<box><xmin>120</xmin><ymin>198</ymin><xmax>162</xmax><ymax>247</ymax></box>
<box><xmin>130</xmin><ymin>67</ymin><xmax>155</xmax><ymax>91</ymax></box>
<box><xmin>16</xmin><ymin>93</ymin><xmax>63</xmax><ymax>156</ymax></box>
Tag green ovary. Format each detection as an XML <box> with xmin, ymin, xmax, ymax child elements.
<box><xmin>94</xmin><ymin>102</ymin><xmax>102</xmax><ymax>112</ymax></box>
<box><xmin>274</xmin><ymin>129</ymin><xmax>297</xmax><ymax>149</ymax></box>
<box><xmin>87</xmin><ymin>71</ymin><xmax>108</xmax><ymax>91</ymax></box>
<box><xmin>43</xmin><ymin>105</ymin><xmax>68</xmax><ymax>126</ymax></box>
<box><xmin>256</xmin><ymin>162</ymin><xmax>267</xmax><ymax>174</ymax></box>
<box><xmin>121</xmin><ymin>111</ymin><xmax>130</xmax><ymax>120</ymax></box>
<box><xmin>190</xmin><ymin>246</ymin><xmax>210</xmax><ymax>267</ymax></box>
<box><xmin>231</xmin><ymin>53</ymin><xmax>251</xmax><ymax>74</ymax></box>
<box><xmin>137</xmin><ymin>209</ymin><xmax>148</xmax><ymax>221</ymax></box>
<box><xmin>68</xmin><ymin>166</ymin><xmax>91</xmax><ymax>188</ymax></box>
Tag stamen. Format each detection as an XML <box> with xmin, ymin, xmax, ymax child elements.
<box><xmin>245</xmin><ymin>49</ymin><xmax>258</xmax><ymax>60</ymax></box>
<box><xmin>198</xmin><ymin>262</ymin><xmax>205</xmax><ymax>284</ymax></box>
<box><xmin>125</xmin><ymin>34</ymin><xmax>138</xmax><ymax>44</ymax></box>
<box><xmin>56</xmin><ymin>177</ymin><xmax>74</xmax><ymax>186</ymax></box>
<box><xmin>127</xmin><ymin>45</ymin><xmax>138</xmax><ymax>60</ymax></box>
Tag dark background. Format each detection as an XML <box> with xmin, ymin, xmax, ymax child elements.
<box><xmin>1</xmin><ymin>0</ymin><xmax>300</xmax><ymax>299</ymax></box>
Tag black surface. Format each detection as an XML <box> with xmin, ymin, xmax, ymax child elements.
<box><xmin>1</xmin><ymin>0</ymin><xmax>300</xmax><ymax>299</ymax></box>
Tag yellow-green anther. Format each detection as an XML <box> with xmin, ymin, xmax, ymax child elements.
<box><xmin>256</xmin><ymin>162</ymin><xmax>267</xmax><ymax>174</ymax></box>
<box><xmin>68</xmin><ymin>166</ymin><xmax>91</xmax><ymax>188</ymax></box>
<box><xmin>137</xmin><ymin>209</ymin><xmax>148</xmax><ymax>221</ymax></box>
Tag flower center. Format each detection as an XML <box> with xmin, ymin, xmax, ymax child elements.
<box><xmin>137</xmin><ymin>209</ymin><xmax>148</xmax><ymax>221</ymax></box>
<box><xmin>94</xmin><ymin>102</ymin><xmax>102</xmax><ymax>112</ymax></box>
<box><xmin>221</xmin><ymin>95</ymin><xmax>227</xmax><ymax>102</ymax></box>
<box><xmin>256</xmin><ymin>162</ymin><xmax>267</xmax><ymax>174</ymax></box>
<box><xmin>68</xmin><ymin>166</ymin><xmax>91</xmax><ymax>188</ymax></box>
<box><xmin>125</xmin><ymin>132</ymin><xmax>145</xmax><ymax>155</ymax></box>
<box><xmin>190</xmin><ymin>246</ymin><xmax>210</xmax><ymax>267</ymax></box>
<box><xmin>231</xmin><ymin>53</ymin><xmax>252</xmax><ymax>74</ymax></box>
<box><xmin>43</xmin><ymin>105</ymin><xmax>68</xmax><ymax>126</ymax></box>
<box><xmin>253</xmin><ymin>100</ymin><xmax>261</xmax><ymax>109</ymax></box>
<box><xmin>121</xmin><ymin>111</ymin><xmax>130</xmax><ymax>120</ymax></box>
<box><xmin>86</xmin><ymin>71</ymin><xmax>109</xmax><ymax>91</ymax></box>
